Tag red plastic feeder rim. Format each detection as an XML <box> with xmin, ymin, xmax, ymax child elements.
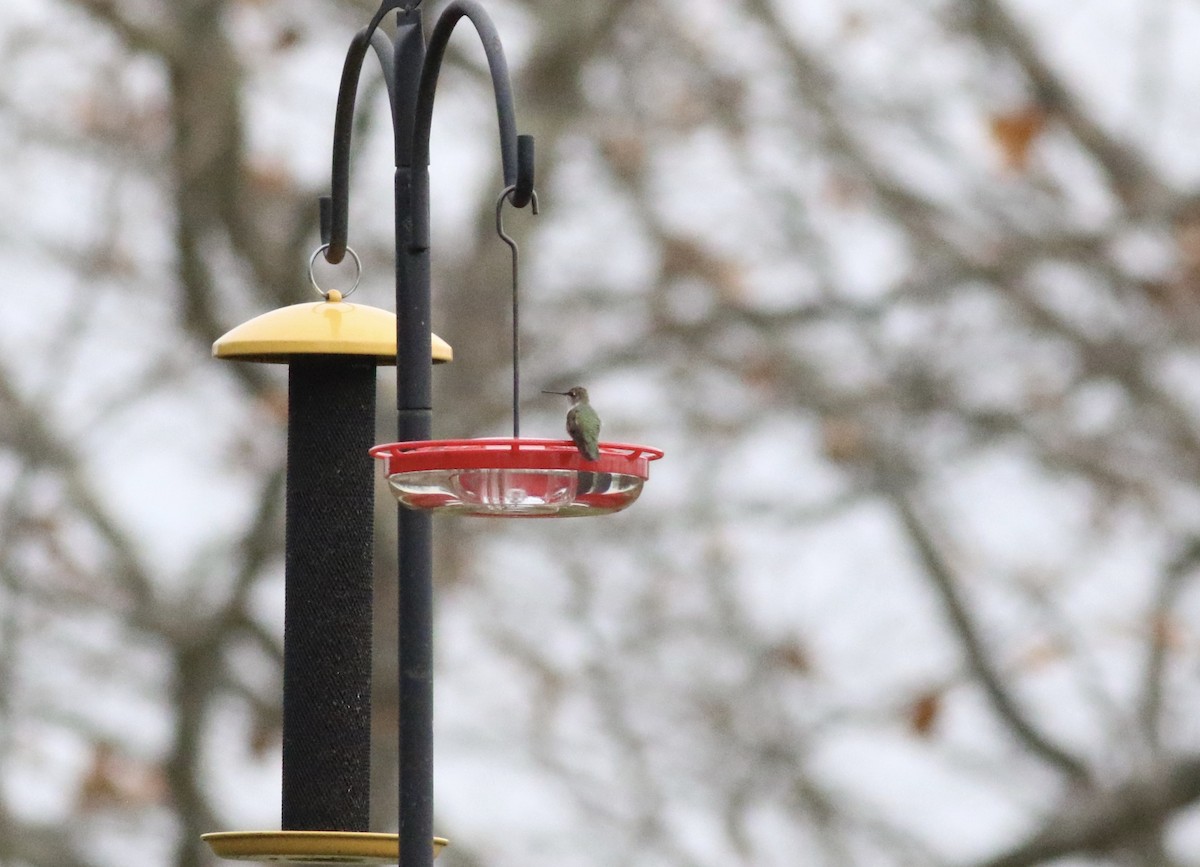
<box><xmin>370</xmin><ymin>438</ymin><xmax>665</xmax><ymax>477</ymax></box>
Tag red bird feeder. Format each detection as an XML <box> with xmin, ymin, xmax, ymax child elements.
<box><xmin>371</xmin><ymin>160</ymin><xmax>663</xmax><ymax>519</ymax></box>
<box><xmin>370</xmin><ymin>438</ymin><xmax>664</xmax><ymax>516</ymax></box>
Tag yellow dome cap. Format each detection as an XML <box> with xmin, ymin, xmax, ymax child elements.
<box><xmin>212</xmin><ymin>295</ymin><xmax>452</xmax><ymax>365</ymax></box>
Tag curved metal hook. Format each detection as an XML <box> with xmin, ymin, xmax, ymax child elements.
<box><xmin>415</xmin><ymin>2</ymin><xmax>517</xmax><ymax>185</ymax></box>
<box><xmin>496</xmin><ymin>186</ymin><xmax>539</xmax><ymax>439</ymax></box>
<box><xmin>326</xmin><ymin>0</ymin><xmax>535</xmax><ymax>264</ymax></box>
<box><xmin>322</xmin><ymin>1</ymin><xmax>423</xmax><ymax>264</ymax></box>
<box><xmin>496</xmin><ymin>187</ymin><xmax>540</xmax><ymax>250</ymax></box>
<box><xmin>410</xmin><ymin>1</ymin><xmax>537</xmax><ymax>253</ymax></box>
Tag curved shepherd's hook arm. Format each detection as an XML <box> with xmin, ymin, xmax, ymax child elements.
<box><xmin>410</xmin><ymin>0</ymin><xmax>535</xmax><ymax>256</ymax></box>
<box><xmin>320</xmin><ymin>26</ymin><xmax>396</xmax><ymax>264</ymax></box>
<box><xmin>403</xmin><ymin>0</ymin><xmax>536</xmax><ymax>436</ymax></box>
<box><xmin>320</xmin><ymin>0</ymin><xmax>415</xmax><ymax>264</ymax></box>
<box><xmin>322</xmin><ymin>0</ymin><xmax>533</xmax><ymax>264</ymax></box>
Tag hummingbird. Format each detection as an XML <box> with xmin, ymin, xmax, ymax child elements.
<box><xmin>543</xmin><ymin>386</ymin><xmax>601</xmax><ymax>460</ymax></box>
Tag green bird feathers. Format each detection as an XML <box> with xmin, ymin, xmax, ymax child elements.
<box><xmin>544</xmin><ymin>386</ymin><xmax>601</xmax><ymax>460</ymax></box>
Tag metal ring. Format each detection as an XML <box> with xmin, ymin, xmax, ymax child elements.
<box><xmin>309</xmin><ymin>244</ymin><xmax>362</xmax><ymax>300</ymax></box>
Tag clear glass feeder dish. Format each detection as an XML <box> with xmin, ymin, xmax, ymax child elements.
<box><xmin>369</xmin><ymin>438</ymin><xmax>664</xmax><ymax>517</ymax></box>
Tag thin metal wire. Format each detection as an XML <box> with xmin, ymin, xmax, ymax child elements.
<box><xmin>496</xmin><ymin>186</ymin><xmax>539</xmax><ymax>439</ymax></box>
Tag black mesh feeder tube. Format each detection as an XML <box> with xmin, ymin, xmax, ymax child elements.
<box><xmin>202</xmin><ymin>287</ymin><xmax>451</xmax><ymax>863</ymax></box>
<box><xmin>282</xmin><ymin>356</ymin><xmax>374</xmax><ymax>831</ymax></box>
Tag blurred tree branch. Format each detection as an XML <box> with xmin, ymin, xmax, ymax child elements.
<box><xmin>7</xmin><ymin>1</ymin><xmax>1200</xmax><ymax>866</ymax></box>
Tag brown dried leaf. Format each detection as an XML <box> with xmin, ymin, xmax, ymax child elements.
<box><xmin>76</xmin><ymin>743</ymin><xmax>168</xmax><ymax>812</ymax></box>
<box><xmin>765</xmin><ymin>640</ymin><xmax>814</xmax><ymax>676</ymax></box>
<box><xmin>245</xmin><ymin>160</ymin><xmax>296</xmax><ymax>198</ymax></box>
<box><xmin>989</xmin><ymin>107</ymin><xmax>1046</xmax><ymax>172</ymax></box>
<box><xmin>740</xmin><ymin>357</ymin><xmax>779</xmax><ymax>390</ymax></box>
<box><xmin>1015</xmin><ymin>640</ymin><xmax>1066</xmax><ymax>672</ymax></box>
<box><xmin>274</xmin><ymin>26</ymin><xmax>302</xmax><ymax>52</ymax></box>
<box><xmin>76</xmin><ymin>743</ymin><xmax>123</xmax><ymax>812</ymax></box>
<box><xmin>908</xmin><ymin>690</ymin><xmax>941</xmax><ymax>738</ymax></box>
<box><xmin>249</xmin><ymin>715</ymin><xmax>281</xmax><ymax>759</ymax></box>
<box><xmin>258</xmin><ymin>387</ymin><xmax>290</xmax><ymax>424</ymax></box>
<box><xmin>822</xmin><ymin>171</ymin><xmax>867</xmax><ymax>209</ymax></box>
<box><xmin>820</xmin><ymin>416</ymin><xmax>868</xmax><ymax>464</ymax></box>
<box><xmin>600</xmin><ymin>133</ymin><xmax>646</xmax><ymax>183</ymax></box>
<box><xmin>1151</xmin><ymin>614</ymin><xmax>1187</xmax><ymax>651</ymax></box>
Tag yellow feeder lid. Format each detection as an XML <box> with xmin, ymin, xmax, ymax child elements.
<box><xmin>201</xmin><ymin>830</ymin><xmax>449</xmax><ymax>863</ymax></box>
<box><xmin>213</xmin><ymin>291</ymin><xmax>452</xmax><ymax>365</ymax></box>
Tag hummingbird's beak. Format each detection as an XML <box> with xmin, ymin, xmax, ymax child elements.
<box><xmin>542</xmin><ymin>390</ymin><xmax>569</xmax><ymax>396</ymax></box>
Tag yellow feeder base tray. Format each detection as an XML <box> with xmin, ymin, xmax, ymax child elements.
<box><xmin>201</xmin><ymin>831</ymin><xmax>449</xmax><ymax>863</ymax></box>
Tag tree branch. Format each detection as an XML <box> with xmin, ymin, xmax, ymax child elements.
<box><xmin>1138</xmin><ymin>538</ymin><xmax>1200</xmax><ymax>750</ymax></box>
<box><xmin>66</xmin><ymin>0</ymin><xmax>180</xmax><ymax>58</ymax></box>
<box><xmin>877</xmin><ymin>467</ymin><xmax>1092</xmax><ymax>782</ymax></box>
<box><xmin>968</xmin><ymin>0</ymin><xmax>1168</xmax><ymax>211</ymax></box>
<box><xmin>971</xmin><ymin>755</ymin><xmax>1200</xmax><ymax>867</ymax></box>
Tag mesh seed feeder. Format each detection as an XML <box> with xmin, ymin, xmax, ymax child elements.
<box><xmin>205</xmin><ymin>253</ymin><xmax>450</xmax><ymax>863</ymax></box>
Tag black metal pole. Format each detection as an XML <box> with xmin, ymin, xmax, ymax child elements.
<box><xmin>320</xmin><ymin>3</ymin><xmax>534</xmax><ymax>862</ymax></box>
<box><xmin>282</xmin><ymin>358</ymin><xmax>376</xmax><ymax>831</ymax></box>
<box><xmin>392</xmin><ymin>9</ymin><xmax>435</xmax><ymax>867</ymax></box>
<box><xmin>399</xmin><ymin>5</ymin><xmax>534</xmax><ymax>864</ymax></box>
